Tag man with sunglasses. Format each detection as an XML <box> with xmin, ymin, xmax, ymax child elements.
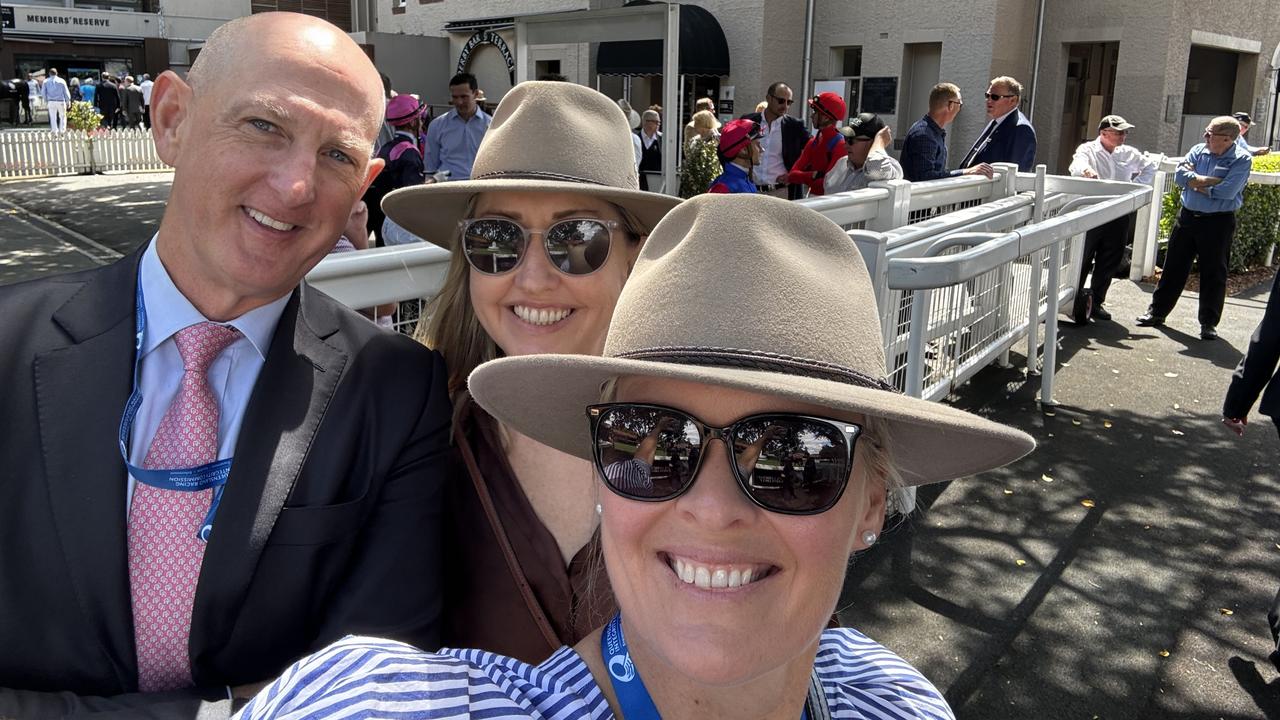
<box><xmin>824</xmin><ymin>112</ymin><xmax>903</xmax><ymax>194</ymax></box>
<box><xmin>1068</xmin><ymin>114</ymin><xmax>1157</xmax><ymax>323</ymax></box>
<box><xmin>900</xmin><ymin>82</ymin><xmax>994</xmax><ymax>181</ymax></box>
<box><xmin>742</xmin><ymin>82</ymin><xmax>808</xmax><ymax>198</ymax></box>
<box><xmin>959</xmin><ymin>76</ymin><xmax>1037</xmax><ymax>172</ymax></box>
<box><xmin>785</xmin><ymin>91</ymin><xmax>848</xmax><ymax>197</ymax></box>
<box><xmin>1231</xmin><ymin>112</ymin><xmax>1271</xmax><ymax>157</ymax></box>
<box><xmin>1138</xmin><ymin>116</ymin><xmax>1252</xmax><ymax>340</ymax></box>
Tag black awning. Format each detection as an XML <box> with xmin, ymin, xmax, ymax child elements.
<box><xmin>596</xmin><ymin>1</ymin><xmax>729</xmax><ymax>77</ymax></box>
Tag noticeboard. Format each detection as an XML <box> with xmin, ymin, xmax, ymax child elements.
<box><xmin>861</xmin><ymin>77</ymin><xmax>898</xmax><ymax>115</ymax></box>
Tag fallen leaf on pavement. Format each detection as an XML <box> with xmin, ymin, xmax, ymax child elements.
<box><xmin>1044</xmin><ymin>411</ymin><xmax>1056</xmax><ymax>417</ymax></box>
<box><xmin>1041</xmin><ymin>473</ymin><xmax>1054</xmax><ymax>483</ymax></box>
<box><xmin>1072</xmin><ymin>419</ymin><xmax>1082</xmax><ymax>426</ymax></box>
<box><xmin>1015</xmin><ymin>559</ymin><xmax>1027</xmax><ymax>566</ymax></box>
<box><xmin>1164</xmin><ymin>372</ymin><xmax>1179</xmax><ymax>378</ymax></box>
<box><xmin>1219</xmin><ymin>608</ymin><xmax>1234</xmax><ymax>616</ymax></box>
<box><xmin>1171</xmin><ymin>429</ymin><xmax>1185</xmax><ymax>436</ymax></box>
<box><xmin>1103</xmin><ymin>421</ymin><xmax>1113</xmax><ymax>428</ymax></box>
<box><xmin>1159</xmin><ymin>650</ymin><xmax>1170</xmax><ymax>657</ymax></box>
<box><xmin>1003</xmin><ymin>489</ymin><xmax>1014</xmax><ymax>495</ymax></box>
<box><xmin>1111</xmin><ymin>369</ymin><xmax>1120</xmax><ymax>374</ymax></box>
<box><xmin>1081</xmin><ymin>499</ymin><xmax>1096</xmax><ymax>508</ymax></box>
<box><xmin>1173</xmin><ymin>403</ymin><xmax>1181</xmax><ymax>410</ymax></box>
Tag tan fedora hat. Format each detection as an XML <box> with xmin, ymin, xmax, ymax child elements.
<box><xmin>469</xmin><ymin>193</ymin><xmax>1035</xmax><ymax>487</ymax></box>
<box><xmin>383</xmin><ymin>81</ymin><xmax>681</xmax><ymax>248</ymax></box>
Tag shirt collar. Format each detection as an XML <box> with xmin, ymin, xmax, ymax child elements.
<box><xmin>992</xmin><ymin>107</ymin><xmax>1017</xmax><ymax>127</ymax></box>
<box><xmin>139</xmin><ymin>237</ymin><xmax>291</xmax><ymax>360</ymax></box>
<box><xmin>924</xmin><ymin>114</ymin><xmax>945</xmax><ymax>135</ymax></box>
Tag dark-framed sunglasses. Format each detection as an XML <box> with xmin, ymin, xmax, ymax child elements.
<box><xmin>587</xmin><ymin>403</ymin><xmax>863</xmax><ymax>515</ymax></box>
<box><xmin>984</xmin><ymin>92</ymin><xmax>1017</xmax><ymax>101</ymax></box>
<box><xmin>769</xmin><ymin>94</ymin><xmax>795</xmax><ymax>106</ymax></box>
<box><xmin>461</xmin><ymin>217</ymin><xmax>619</xmax><ymax>276</ymax></box>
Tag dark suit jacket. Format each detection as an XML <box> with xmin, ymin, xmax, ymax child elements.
<box><xmin>968</xmin><ymin>109</ymin><xmax>1037</xmax><ymax>172</ymax></box>
<box><xmin>0</xmin><ymin>247</ymin><xmax>450</xmax><ymax>716</ymax></box>
<box><xmin>741</xmin><ymin>111</ymin><xmax>808</xmax><ymax>199</ymax></box>
<box><xmin>1224</xmin><ymin>270</ymin><xmax>1280</xmax><ymax>421</ymax></box>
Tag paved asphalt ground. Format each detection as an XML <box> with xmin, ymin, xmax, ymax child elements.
<box><xmin>2</xmin><ymin>172</ymin><xmax>1278</xmax><ymax>719</ymax></box>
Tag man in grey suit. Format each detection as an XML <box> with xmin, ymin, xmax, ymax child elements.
<box><xmin>0</xmin><ymin>12</ymin><xmax>450</xmax><ymax>718</ymax></box>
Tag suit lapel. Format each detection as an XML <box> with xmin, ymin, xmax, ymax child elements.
<box><xmin>34</xmin><ymin>251</ymin><xmax>142</xmax><ymax>688</ymax></box>
<box><xmin>189</xmin><ymin>284</ymin><xmax>347</xmax><ymax>673</ymax></box>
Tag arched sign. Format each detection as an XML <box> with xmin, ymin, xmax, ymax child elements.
<box><xmin>457</xmin><ymin>30</ymin><xmax>515</xmax><ymax>85</ymax></box>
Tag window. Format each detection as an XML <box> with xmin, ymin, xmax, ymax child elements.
<box><xmin>834</xmin><ymin>46</ymin><xmax>862</xmax><ymax>114</ymax></box>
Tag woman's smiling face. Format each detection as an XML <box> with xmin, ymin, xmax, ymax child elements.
<box><xmin>468</xmin><ymin>190</ymin><xmax>639</xmax><ymax>358</ymax></box>
<box><xmin>600</xmin><ymin>376</ymin><xmax>887</xmax><ymax>687</ymax></box>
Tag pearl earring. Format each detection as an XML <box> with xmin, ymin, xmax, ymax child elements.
<box><xmin>862</xmin><ymin>530</ymin><xmax>877</xmax><ymax>546</ymax></box>
<box><xmin>595</xmin><ymin>503</ymin><xmax>603</xmax><ymax>515</ymax></box>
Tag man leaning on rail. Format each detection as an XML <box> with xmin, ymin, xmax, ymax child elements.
<box><xmin>0</xmin><ymin>12</ymin><xmax>451</xmax><ymax>718</ymax></box>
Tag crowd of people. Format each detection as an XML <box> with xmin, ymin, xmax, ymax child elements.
<box><xmin>0</xmin><ymin>10</ymin><xmax>1277</xmax><ymax>720</ymax></box>
<box><xmin>6</xmin><ymin>70</ymin><xmax>154</xmax><ymax>132</ymax></box>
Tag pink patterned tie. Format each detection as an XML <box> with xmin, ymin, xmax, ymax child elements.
<box><xmin>128</xmin><ymin>322</ymin><xmax>239</xmax><ymax>692</ymax></box>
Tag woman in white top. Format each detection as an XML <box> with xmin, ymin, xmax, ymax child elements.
<box><xmin>237</xmin><ymin>194</ymin><xmax>1034</xmax><ymax>720</ymax></box>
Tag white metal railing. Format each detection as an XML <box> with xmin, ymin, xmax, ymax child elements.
<box><xmin>0</xmin><ymin>129</ymin><xmax>165</xmax><ymax>178</ymax></box>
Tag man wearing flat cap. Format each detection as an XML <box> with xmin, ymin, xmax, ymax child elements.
<box><xmin>1068</xmin><ymin>114</ymin><xmax>1156</xmax><ymax>322</ymax></box>
<box><xmin>1232</xmin><ymin>112</ymin><xmax>1270</xmax><ymax>157</ymax></box>
<box><xmin>825</xmin><ymin>112</ymin><xmax>903</xmax><ymax>194</ymax></box>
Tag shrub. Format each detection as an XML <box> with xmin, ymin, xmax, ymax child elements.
<box><xmin>678</xmin><ymin>138</ymin><xmax>722</xmax><ymax>198</ymax></box>
<box><xmin>1157</xmin><ymin>153</ymin><xmax>1280</xmax><ymax>272</ymax></box>
<box><xmin>67</xmin><ymin>101</ymin><xmax>102</xmax><ymax>132</ymax></box>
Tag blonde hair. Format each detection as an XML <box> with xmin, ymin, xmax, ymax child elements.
<box><xmin>690</xmin><ymin>109</ymin><xmax>720</xmax><ymax>132</ymax></box>
<box><xmin>989</xmin><ymin>75</ymin><xmax>1023</xmax><ymax>96</ymax></box>
<box><xmin>415</xmin><ymin>196</ymin><xmax>647</xmax><ymax>400</ymax></box>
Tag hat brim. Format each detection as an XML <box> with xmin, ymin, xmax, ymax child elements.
<box><xmin>469</xmin><ymin>354</ymin><xmax>1035</xmax><ymax>487</ymax></box>
<box><xmin>383</xmin><ymin>180</ymin><xmax>682</xmax><ymax>249</ymax></box>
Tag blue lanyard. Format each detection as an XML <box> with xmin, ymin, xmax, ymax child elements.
<box><xmin>600</xmin><ymin>614</ymin><xmax>812</xmax><ymax>720</ymax></box>
<box><xmin>118</xmin><ymin>270</ymin><xmax>234</xmax><ymax>542</ymax></box>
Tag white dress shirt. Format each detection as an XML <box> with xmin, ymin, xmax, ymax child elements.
<box><xmin>125</xmin><ymin>239</ymin><xmax>290</xmax><ymax>511</ymax></box>
<box><xmin>1069</xmin><ymin>138</ymin><xmax>1157</xmax><ymax>184</ymax></box>
<box><xmin>753</xmin><ymin>113</ymin><xmax>789</xmax><ymax>185</ymax></box>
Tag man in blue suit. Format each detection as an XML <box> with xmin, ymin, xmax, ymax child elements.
<box><xmin>959</xmin><ymin>76</ymin><xmax>1037</xmax><ymax>172</ymax></box>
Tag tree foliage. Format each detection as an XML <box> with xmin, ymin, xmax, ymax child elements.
<box><xmin>67</xmin><ymin>101</ymin><xmax>102</xmax><ymax>133</ymax></box>
<box><xmin>678</xmin><ymin>138</ymin><xmax>722</xmax><ymax>199</ymax></box>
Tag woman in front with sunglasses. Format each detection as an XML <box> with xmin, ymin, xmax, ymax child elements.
<box><xmin>379</xmin><ymin>81</ymin><xmax>680</xmax><ymax>663</ymax></box>
<box><xmin>239</xmin><ymin>194</ymin><xmax>1034</xmax><ymax>720</ymax></box>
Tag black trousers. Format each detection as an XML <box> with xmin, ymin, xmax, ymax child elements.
<box><xmin>1269</xmin><ymin>584</ymin><xmax>1280</xmax><ymax>650</ymax></box>
<box><xmin>1078</xmin><ymin>213</ymin><xmax>1132</xmax><ymax>306</ymax></box>
<box><xmin>1149</xmin><ymin>209</ymin><xmax>1235</xmax><ymax>327</ymax></box>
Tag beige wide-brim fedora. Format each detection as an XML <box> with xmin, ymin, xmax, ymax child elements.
<box><xmin>384</xmin><ymin>81</ymin><xmax>681</xmax><ymax>248</ymax></box>
<box><xmin>469</xmin><ymin>194</ymin><xmax>1035</xmax><ymax>487</ymax></box>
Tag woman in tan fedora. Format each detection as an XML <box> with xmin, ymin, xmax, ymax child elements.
<box><xmin>241</xmin><ymin>194</ymin><xmax>1034</xmax><ymax>720</ymax></box>
<box><xmin>381</xmin><ymin>81</ymin><xmax>680</xmax><ymax>663</ymax></box>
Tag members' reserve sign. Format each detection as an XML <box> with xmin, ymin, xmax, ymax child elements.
<box><xmin>0</xmin><ymin>5</ymin><xmax>159</xmax><ymax>39</ymax></box>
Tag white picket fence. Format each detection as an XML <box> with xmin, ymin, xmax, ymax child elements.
<box><xmin>0</xmin><ymin>129</ymin><xmax>167</xmax><ymax>179</ymax></box>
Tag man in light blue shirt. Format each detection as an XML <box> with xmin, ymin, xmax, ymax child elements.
<box><xmin>41</xmin><ymin>68</ymin><xmax>70</xmax><ymax>132</ymax></box>
<box><xmin>1138</xmin><ymin>115</ymin><xmax>1253</xmax><ymax>339</ymax></box>
<box><xmin>424</xmin><ymin>72</ymin><xmax>491</xmax><ymax>181</ymax></box>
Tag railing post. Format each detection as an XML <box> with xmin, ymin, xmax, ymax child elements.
<box><xmin>848</xmin><ymin>229</ymin><xmax>891</xmax><ymax>344</ymax></box>
<box><xmin>866</xmin><ymin>179</ymin><xmax>911</xmax><ymax>232</ymax></box>
<box><xmin>1041</xmin><ymin>239</ymin><xmax>1062</xmax><ymax>406</ymax></box>
<box><xmin>1026</xmin><ymin>165</ymin><xmax>1047</xmax><ymax>374</ymax></box>
<box><xmin>1135</xmin><ymin>168</ymin><xmax>1166</xmax><ymax>281</ymax></box>
<box><xmin>904</xmin><ymin>287</ymin><xmax>930</xmax><ymax>399</ymax></box>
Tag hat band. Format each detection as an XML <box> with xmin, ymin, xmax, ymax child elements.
<box><xmin>614</xmin><ymin>346</ymin><xmax>899</xmax><ymax>393</ymax></box>
<box><xmin>470</xmin><ymin>169</ymin><xmax>617</xmax><ymax>186</ymax></box>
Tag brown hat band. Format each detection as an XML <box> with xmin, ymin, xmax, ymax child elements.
<box><xmin>614</xmin><ymin>346</ymin><xmax>899</xmax><ymax>392</ymax></box>
<box><xmin>470</xmin><ymin>169</ymin><xmax>615</xmax><ymax>185</ymax></box>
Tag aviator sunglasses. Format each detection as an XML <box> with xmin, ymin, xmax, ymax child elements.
<box><xmin>587</xmin><ymin>403</ymin><xmax>863</xmax><ymax>515</ymax></box>
<box><xmin>461</xmin><ymin>217</ymin><xmax>619</xmax><ymax>276</ymax></box>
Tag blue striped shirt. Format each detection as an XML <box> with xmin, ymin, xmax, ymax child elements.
<box><xmin>1175</xmin><ymin>141</ymin><xmax>1252</xmax><ymax>213</ymax></box>
<box><xmin>236</xmin><ymin>628</ymin><xmax>954</xmax><ymax>719</ymax></box>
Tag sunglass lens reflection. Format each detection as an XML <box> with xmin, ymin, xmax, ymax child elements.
<box><xmin>597</xmin><ymin>407</ymin><xmax>699</xmax><ymax>499</ymax></box>
<box><xmin>546</xmin><ymin>219</ymin><xmax>613</xmax><ymax>275</ymax></box>
<box><xmin>732</xmin><ymin>417</ymin><xmax>848</xmax><ymax>513</ymax></box>
<box><xmin>463</xmin><ymin>219</ymin><xmax>524</xmax><ymax>274</ymax></box>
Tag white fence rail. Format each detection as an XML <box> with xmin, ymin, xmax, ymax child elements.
<box><xmin>0</xmin><ymin>129</ymin><xmax>165</xmax><ymax>179</ymax></box>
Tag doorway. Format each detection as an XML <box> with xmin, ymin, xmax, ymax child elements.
<box><xmin>1057</xmin><ymin>42</ymin><xmax>1119</xmax><ymax>171</ymax></box>
<box><xmin>899</xmin><ymin>42</ymin><xmax>941</xmax><ymax>139</ymax></box>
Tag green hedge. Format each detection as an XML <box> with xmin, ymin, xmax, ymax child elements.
<box><xmin>1159</xmin><ymin>153</ymin><xmax>1280</xmax><ymax>272</ymax></box>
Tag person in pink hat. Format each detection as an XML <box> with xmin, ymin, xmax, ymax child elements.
<box><xmin>362</xmin><ymin>93</ymin><xmax>428</xmax><ymax>241</ymax></box>
<box><xmin>708</xmin><ymin>118</ymin><xmax>763</xmax><ymax>193</ymax></box>
<box><xmin>785</xmin><ymin>91</ymin><xmax>848</xmax><ymax>197</ymax></box>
